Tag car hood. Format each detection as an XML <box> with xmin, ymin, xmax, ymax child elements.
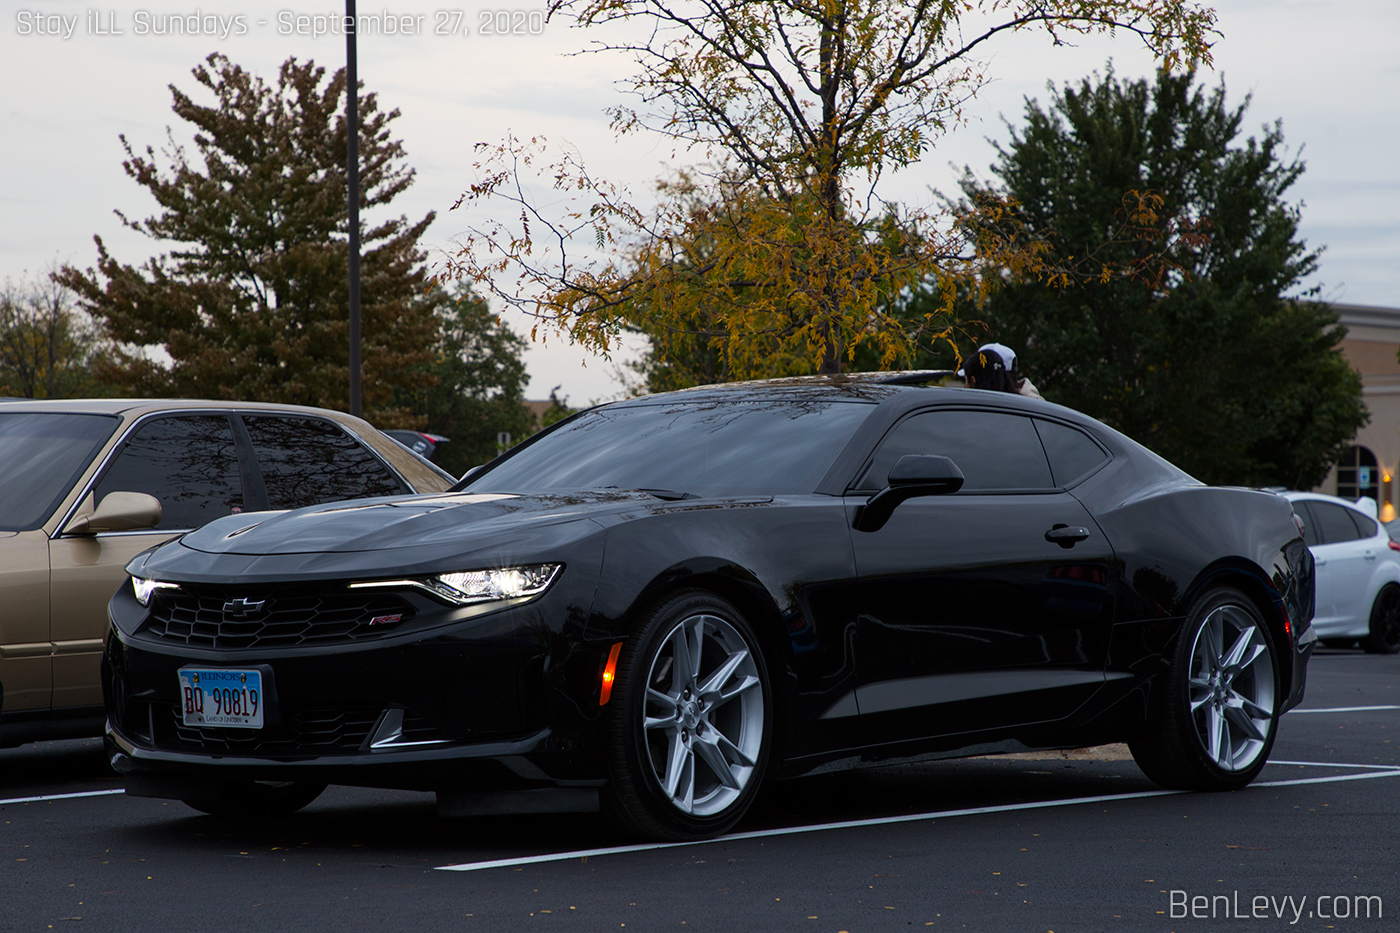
<box><xmin>176</xmin><ymin>490</ymin><xmax>651</xmax><ymax>557</ymax></box>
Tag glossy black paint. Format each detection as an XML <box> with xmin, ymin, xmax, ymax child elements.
<box><xmin>103</xmin><ymin>376</ymin><xmax>1315</xmax><ymax>799</ymax></box>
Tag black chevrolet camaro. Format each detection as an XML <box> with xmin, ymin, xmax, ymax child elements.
<box><xmin>104</xmin><ymin>374</ymin><xmax>1316</xmax><ymax>840</ymax></box>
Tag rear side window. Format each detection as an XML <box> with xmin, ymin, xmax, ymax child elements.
<box><xmin>858</xmin><ymin>409</ymin><xmax>1054</xmax><ymax>492</ymax></box>
<box><xmin>94</xmin><ymin>415</ymin><xmax>244</xmax><ymax>530</ymax></box>
<box><xmin>1034</xmin><ymin>419</ymin><xmax>1109</xmax><ymax>487</ymax></box>
<box><xmin>1350</xmin><ymin>509</ymin><xmax>1379</xmax><ymax>539</ymax></box>
<box><xmin>242</xmin><ymin>416</ymin><xmax>407</xmax><ymax>510</ymax></box>
<box><xmin>1298</xmin><ymin>500</ymin><xmax>1366</xmax><ymax>545</ymax></box>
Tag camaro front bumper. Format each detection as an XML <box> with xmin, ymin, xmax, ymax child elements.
<box><xmin>103</xmin><ymin>576</ymin><xmax>614</xmax><ymax>799</ymax></box>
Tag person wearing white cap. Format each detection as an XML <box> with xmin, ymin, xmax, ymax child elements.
<box><xmin>956</xmin><ymin>343</ymin><xmax>1042</xmax><ymax>399</ymax></box>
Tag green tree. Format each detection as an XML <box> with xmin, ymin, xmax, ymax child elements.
<box><xmin>0</xmin><ymin>274</ymin><xmax>114</xmax><ymax>399</ymax></box>
<box><xmin>445</xmin><ymin>0</ymin><xmax>1217</xmax><ymax>378</ymax></box>
<box><xmin>57</xmin><ymin>53</ymin><xmax>437</xmax><ymax>424</ymax></box>
<box><xmin>948</xmin><ymin>66</ymin><xmax>1365</xmax><ymax>488</ymax></box>
<box><xmin>401</xmin><ymin>288</ymin><xmax>537</xmax><ymax>478</ymax></box>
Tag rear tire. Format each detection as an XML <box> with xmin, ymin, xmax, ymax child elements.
<box><xmin>1129</xmin><ymin>587</ymin><xmax>1279</xmax><ymax>791</ymax></box>
<box><xmin>183</xmin><ymin>781</ymin><xmax>326</xmax><ymax>817</ymax></box>
<box><xmin>1362</xmin><ymin>585</ymin><xmax>1400</xmax><ymax>654</ymax></box>
<box><xmin>601</xmin><ymin>590</ymin><xmax>771</xmax><ymax>841</ymax></box>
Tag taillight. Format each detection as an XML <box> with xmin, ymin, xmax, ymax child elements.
<box><xmin>1388</xmin><ymin>539</ymin><xmax>1400</xmax><ymax>552</ymax></box>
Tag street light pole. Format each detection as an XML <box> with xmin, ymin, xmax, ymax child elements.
<box><xmin>346</xmin><ymin>0</ymin><xmax>362</xmax><ymax>417</ymax></box>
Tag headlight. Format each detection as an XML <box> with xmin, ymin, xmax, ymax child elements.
<box><xmin>131</xmin><ymin>576</ymin><xmax>180</xmax><ymax>606</ymax></box>
<box><xmin>429</xmin><ymin>564</ymin><xmax>562</xmax><ymax>604</ymax></box>
<box><xmin>350</xmin><ymin>563</ymin><xmax>563</xmax><ymax>607</ymax></box>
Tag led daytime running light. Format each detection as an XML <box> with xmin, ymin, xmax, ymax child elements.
<box><xmin>132</xmin><ymin>576</ymin><xmax>179</xmax><ymax>606</ymax></box>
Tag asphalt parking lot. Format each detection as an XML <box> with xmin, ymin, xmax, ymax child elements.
<box><xmin>4</xmin><ymin>646</ymin><xmax>1398</xmax><ymax>933</ymax></box>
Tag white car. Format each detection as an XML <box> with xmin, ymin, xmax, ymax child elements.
<box><xmin>1283</xmin><ymin>492</ymin><xmax>1400</xmax><ymax>651</ymax></box>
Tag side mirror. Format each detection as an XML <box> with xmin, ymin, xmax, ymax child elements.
<box><xmin>853</xmin><ymin>454</ymin><xmax>964</xmax><ymax>533</ymax></box>
<box><xmin>64</xmin><ymin>491</ymin><xmax>163</xmax><ymax>535</ymax></box>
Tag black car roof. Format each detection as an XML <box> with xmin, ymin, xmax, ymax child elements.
<box><xmin>608</xmin><ymin>371</ymin><xmax>1073</xmax><ymax>419</ymax></box>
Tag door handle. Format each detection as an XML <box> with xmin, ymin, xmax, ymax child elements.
<box><xmin>1045</xmin><ymin>525</ymin><xmax>1091</xmax><ymax>548</ymax></box>
<box><xmin>1365</xmin><ymin>551</ymin><xmax>1377</xmax><ymax>561</ymax></box>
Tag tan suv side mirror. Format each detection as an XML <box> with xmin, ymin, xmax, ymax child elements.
<box><xmin>64</xmin><ymin>492</ymin><xmax>163</xmax><ymax>535</ymax></box>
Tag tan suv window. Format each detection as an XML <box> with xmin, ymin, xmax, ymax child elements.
<box><xmin>243</xmin><ymin>415</ymin><xmax>407</xmax><ymax>510</ymax></box>
<box><xmin>94</xmin><ymin>415</ymin><xmax>245</xmax><ymax>530</ymax></box>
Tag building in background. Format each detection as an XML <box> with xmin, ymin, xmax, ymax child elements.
<box><xmin>1324</xmin><ymin>304</ymin><xmax>1400</xmax><ymax>520</ymax></box>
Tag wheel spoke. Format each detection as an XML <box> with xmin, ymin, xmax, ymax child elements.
<box><xmin>1203</xmin><ymin>616</ymin><xmax>1223</xmax><ymax>668</ymax></box>
<box><xmin>1223</xmin><ymin>701</ymin><xmax>1267</xmax><ymax>742</ymax></box>
<box><xmin>718</xmin><ymin>674</ymin><xmax>760</xmax><ymax>705</ymax></box>
<box><xmin>647</xmin><ymin>686</ymin><xmax>678</xmax><ymax>708</ymax></box>
<box><xmin>1235</xmin><ymin>693</ymin><xmax>1271</xmax><ymax>720</ymax></box>
<box><xmin>677</xmin><ymin>752</ymin><xmax>696</xmax><ymax>813</ymax></box>
<box><xmin>697</xmin><ymin>648</ymin><xmax>748</xmax><ymax>702</ymax></box>
<box><xmin>662</xmin><ymin>729</ymin><xmax>691</xmax><ymax>803</ymax></box>
<box><xmin>644</xmin><ymin>713</ymin><xmax>677</xmax><ymax>732</ymax></box>
<box><xmin>692</xmin><ymin>732</ymin><xmax>741</xmax><ymax>790</ymax></box>
<box><xmin>1213</xmin><ymin>706</ymin><xmax>1232</xmax><ymax>767</ymax></box>
<box><xmin>711</xmin><ymin>728</ymin><xmax>755</xmax><ymax>769</ymax></box>
<box><xmin>1222</xmin><ymin>645</ymin><xmax>1266</xmax><ymax>690</ymax></box>
<box><xmin>668</xmin><ymin>626</ymin><xmax>696</xmax><ymax>692</ymax></box>
<box><xmin>1221</xmin><ymin>626</ymin><xmax>1259</xmax><ymax>673</ymax></box>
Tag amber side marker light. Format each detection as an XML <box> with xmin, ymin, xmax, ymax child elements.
<box><xmin>599</xmin><ymin>642</ymin><xmax>624</xmax><ymax>706</ymax></box>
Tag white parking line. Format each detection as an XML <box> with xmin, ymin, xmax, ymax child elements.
<box><xmin>433</xmin><ymin>767</ymin><xmax>1400</xmax><ymax>873</ymax></box>
<box><xmin>1288</xmin><ymin>705</ymin><xmax>1400</xmax><ymax>713</ymax></box>
<box><xmin>1270</xmin><ymin>760</ymin><xmax>1400</xmax><ymax>770</ymax></box>
<box><xmin>1255</xmin><ymin>769</ymin><xmax>1400</xmax><ymax>788</ymax></box>
<box><xmin>0</xmin><ymin>788</ymin><xmax>124</xmax><ymax>806</ymax></box>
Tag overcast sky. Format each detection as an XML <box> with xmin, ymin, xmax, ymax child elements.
<box><xmin>3</xmin><ymin>0</ymin><xmax>1397</xmax><ymax>404</ymax></box>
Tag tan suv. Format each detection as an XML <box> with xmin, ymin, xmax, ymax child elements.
<box><xmin>0</xmin><ymin>399</ymin><xmax>454</xmax><ymax>747</ymax></box>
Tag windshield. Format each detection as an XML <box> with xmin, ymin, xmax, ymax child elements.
<box><xmin>462</xmin><ymin>400</ymin><xmax>873</xmax><ymax>497</ymax></box>
<box><xmin>0</xmin><ymin>412</ymin><xmax>120</xmax><ymax>531</ymax></box>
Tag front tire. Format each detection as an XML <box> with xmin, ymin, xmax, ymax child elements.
<box><xmin>1362</xmin><ymin>584</ymin><xmax>1400</xmax><ymax>654</ymax></box>
<box><xmin>182</xmin><ymin>781</ymin><xmax>326</xmax><ymax>817</ymax></box>
<box><xmin>602</xmin><ymin>590</ymin><xmax>771</xmax><ymax>841</ymax></box>
<box><xmin>1130</xmin><ymin>587</ymin><xmax>1279</xmax><ymax>790</ymax></box>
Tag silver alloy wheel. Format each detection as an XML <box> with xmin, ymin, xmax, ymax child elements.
<box><xmin>1188</xmin><ymin>603</ymin><xmax>1276</xmax><ymax>772</ymax></box>
<box><xmin>641</xmin><ymin>612</ymin><xmax>765</xmax><ymax>816</ymax></box>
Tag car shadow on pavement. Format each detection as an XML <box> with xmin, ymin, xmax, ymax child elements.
<box><xmin>101</xmin><ymin>755</ymin><xmax>1163</xmax><ymax>864</ymax></box>
<box><xmin>0</xmin><ymin>737</ymin><xmax>118</xmax><ymax>798</ymax></box>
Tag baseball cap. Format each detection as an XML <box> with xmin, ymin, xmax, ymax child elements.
<box><xmin>956</xmin><ymin>343</ymin><xmax>1017</xmax><ymax>377</ymax></box>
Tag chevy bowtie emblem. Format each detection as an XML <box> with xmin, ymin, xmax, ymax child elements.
<box><xmin>223</xmin><ymin>597</ymin><xmax>266</xmax><ymax>618</ymax></box>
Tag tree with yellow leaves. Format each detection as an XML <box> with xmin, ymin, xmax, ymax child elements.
<box><xmin>445</xmin><ymin>0</ymin><xmax>1218</xmax><ymax>379</ymax></box>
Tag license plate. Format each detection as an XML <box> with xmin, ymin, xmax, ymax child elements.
<box><xmin>179</xmin><ymin>668</ymin><xmax>264</xmax><ymax>729</ymax></box>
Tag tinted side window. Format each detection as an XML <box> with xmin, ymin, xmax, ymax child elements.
<box><xmin>1308</xmin><ymin>501</ymin><xmax>1365</xmax><ymax>545</ymax></box>
<box><xmin>859</xmin><ymin>410</ymin><xmax>1054</xmax><ymax>492</ymax></box>
<box><xmin>243</xmin><ymin>416</ymin><xmax>407</xmax><ymax>510</ymax></box>
<box><xmin>1034</xmin><ymin>419</ymin><xmax>1109</xmax><ymax>487</ymax></box>
<box><xmin>1349</xmin><ymin>509</ymin><xmax>1379</xmax><ymax>539</ymax></box>
<box><xmin>94</xmin><ymin>415</ymin><xmax>244</xmax><ymax>530</ymax></box>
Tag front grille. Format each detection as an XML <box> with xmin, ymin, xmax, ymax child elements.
<box><xmin>151</xmin><ymin>704</ymin><xmax>444</xmax><ymax>754</ymax></box>
<box><xmin>141</xmin><ymin>582</ymin><xmax>415</xmax><ymax>649</ymax></box>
